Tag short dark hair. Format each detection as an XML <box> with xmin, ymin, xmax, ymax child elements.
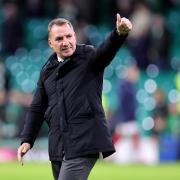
<box><xmin>48</xmin><ymin>18</ymin><xmax>74</xmax><ymax>37</ymax></box>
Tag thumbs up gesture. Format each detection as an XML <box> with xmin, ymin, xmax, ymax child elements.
<box><xmin>116</xmin><ymin>13</ymin><xmax>132</xmax><ymax>35</ymax></box>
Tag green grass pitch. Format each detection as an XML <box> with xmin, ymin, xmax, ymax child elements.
<box><xmin>0</xmin><ymin>161</ymin><xmax>180</xmax><ymax>180</ymax></box>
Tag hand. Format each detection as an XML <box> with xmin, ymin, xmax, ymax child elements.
<box><xmin>116</xmin><ymin>13</ymin><xmax>132</xmax><ymax>35</ymax></box>
<box><xmin>17</xmin><ymin>143</ymin><xmax>31</xmax><ymax>165</ymax></box>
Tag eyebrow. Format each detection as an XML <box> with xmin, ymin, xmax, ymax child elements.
<box><xmin>55</xmin><ymin>33</ymin><xmax>73</xmax><ymax>39</ymax></box>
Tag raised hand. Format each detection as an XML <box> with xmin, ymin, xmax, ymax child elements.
<box><xmin>116</xmin><ymin>13</ymin><xmax>132</xmax><ymax>35</ymax></box>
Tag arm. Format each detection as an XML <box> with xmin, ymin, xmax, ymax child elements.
<box><xmin>21</xmin><ymin>75</ymin><xmax>48</xmax><ymax>146</ymax></box>
<box><xmin>17</xmin><ymin>72</ymin><xmax>48</xmax><ymax>164</ymax></box>
<box><xmin>91</xmin><ymin>13</ymin><xmax>132</xmax><ymax>69</ymax></box>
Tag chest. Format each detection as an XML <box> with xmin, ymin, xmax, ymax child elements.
<box><xmin>43</xmin><ymin>56</ymin><xmax>91</xmax><ymax>97</ymax></box>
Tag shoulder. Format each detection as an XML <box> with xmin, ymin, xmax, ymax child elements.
<box><xmin>76</xmin><ymin>44</ymin><xmax>95</xmax><ymax>54</ymax></box>
<box><xmin>39</xmin><ymin>52</ymin><xmax>57</xmax><ymax>81</ymax></box>
<box><xmin>84</xmin><ymin>44</ymin><xmax>95</xmax><ymax>53</ymax></box>
<box><xmin>41</xmin><ymin>53</ymin><xmax>57</xmax><ymax>72</ymax></box>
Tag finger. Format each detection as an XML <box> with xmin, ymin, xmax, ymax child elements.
<box><xmin>19</xmin><ymin>157</ymin><xmax>24</xmax><ymax>166</ymax></box>
<box><xmin>17</xmin><ymin>149</ymin><xmax>24</xmax><ymax>165</ymax></box>
<box><xmin>116</xmin><ymin>13</ymin><xmax>121</xmax><ymax>23</ymax></box>
<box><xmin>116</xmin><ymin>13</ymin><xmax>122</xmax><ymax>33</ymax></box>
<box><xmin>19</xmin><ymin>153</ymin><xmax>24</xmax><ymax>166</ymax></box>
<box><xmin>125</xmin><ymin>22</ymin><xmax>132</xmax><ymax>31</ymax></box>
<box><xmin>17</xmin><ymin>146</ymin><xmax>27</xmax><ymax>165</ymax></box>
<box><xmin>121</xmin><ymin>18</ymin><xmax>132</xmax><ymax>31</ymax></box>
<box><xmin>121</xmin><ymin>18</ymin><xmax>129</xmax><ymax>26</ymax></box>
<box><xmin>123</xmin><ymin>18</ymin><xmax>132</xmax><ymax>27</ymax></box>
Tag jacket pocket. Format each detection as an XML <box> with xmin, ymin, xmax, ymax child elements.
<box><xmin>69</xmin><ymin>114</ymin><xmax>94</xmax><ymax>124</ymax></box>
<box><xmin>68</xmin><ymin>95</ymin><xmax>94</xmax><ymax>123</ymax></box>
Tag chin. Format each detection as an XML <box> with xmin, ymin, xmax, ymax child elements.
<box><xmin>63</xmin><ymin>52</ymin><xmax>73</xmax><ymax>58</ymax></box>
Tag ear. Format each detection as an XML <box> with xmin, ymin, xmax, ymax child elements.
<box><xmin>48</xmin><ymin>38</ymin><xmax>52</xmax><ymax>48</ymax></box>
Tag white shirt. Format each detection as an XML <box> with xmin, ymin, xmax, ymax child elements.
<box><xmin>57</xmin><ymin>55</ymin><xmax>64</xmax><ymax>62</ymax></box>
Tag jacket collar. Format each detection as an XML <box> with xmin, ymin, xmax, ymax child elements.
<box><xmin>44</xmin><ymin>44</ymin><xmax>82</xmax><ymax>68</ymax></box>
<box><xmin>47</xmin><ymin>44</ymin><xmax>82</xmax><ymax>66</ymax></box>
<box><xmin>72</xmin><ymin>44</ymin><xmax>82</xmax><ymax>56</ymax></box>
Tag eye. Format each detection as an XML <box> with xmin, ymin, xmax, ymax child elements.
<box><xmin>66</xmin><ymin>34</ymin><xmax>72</xmax><ymax>38</ymax></box>
<box><xmin>55</xmin><ymin>37</ymin><xmax>63</xmax><ymax>41</ymax></box>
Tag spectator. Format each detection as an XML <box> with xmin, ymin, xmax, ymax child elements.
<box><xmin>127</xmin><ymin>2</ymin><xmax>152</xmax><ymax>69</ymax></box>
<box><xmin>114</xmin><ymin>0</ymin><xmax>134</xmax><ymax>18</ymax></box>
<box><xmin>148</xmin><ymin>14</ymin><xmax>171</xmax><ymax>69</ymax></box>
<box><xmin>110</xmin><ymin>62</ymin><xmax>140</xmax><ymax>162</ymax></box>
<box><xmin>152</xmin><ymin>88</ymin><xmax>168</xmax><ymax>137</ymax></box>
<box><xmin>1</xmin><ymin>1</ymin><xmax>24</xmax><ymax>57</ymax></box>
<box><xmin>0</xmin><ymin>63</ymin><xmax>6</xmax><ymax>124</ymax></box>
<box><xmin>25</xmin><ymin>0</ymin><xmax>45</xmax><ymax>18</ymax></box>
<box><xmin>57</xmin><ymin>0</ymin><xmax>79</xmax><ymax>25</ymax></box>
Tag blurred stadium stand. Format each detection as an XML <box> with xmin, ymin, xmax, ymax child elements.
<box><xmin>0</xmin><ymin>0</ymin><xmax>180</xmax><ymax>164</ymax></box>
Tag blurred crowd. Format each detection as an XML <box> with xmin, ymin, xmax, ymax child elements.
<box><xmin>0</xmin><ymin>0</ymin><xmax>180</xmax><ymax>163</ymax></box>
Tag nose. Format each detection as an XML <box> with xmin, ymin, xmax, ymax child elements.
<box><xmin>62</xmin><ymin>39</ymin><xmax>68</xmax><ymax>46</ymax></box>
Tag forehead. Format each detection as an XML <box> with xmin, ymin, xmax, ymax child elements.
<box><xmin>49</xmin><ymin>24</ymin><xmax>74</xmax><ymax>37</ymax></box>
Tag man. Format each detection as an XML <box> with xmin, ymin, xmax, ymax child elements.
<box><xmin>17</xmin><ymin>14</ymin><xmax>132</xmax><ymax>180</ymax></box>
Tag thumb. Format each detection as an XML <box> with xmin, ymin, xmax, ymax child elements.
<box><xmin>17</xmin><ymin>147</ymin><xmax>24</xmax><ymax>165</ymax></box>
<box><xmin>116</xmin><ymin>13</ymin><xmax>121</xmax><ymax>23</ymax></box>
<box><xmin>116</xmin><ymin>13</ymin><xmax>121</xmax><ymax>31</ymax></box>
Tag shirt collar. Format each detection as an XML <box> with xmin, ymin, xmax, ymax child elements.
<box><xmin>49</xmin><ymin>44</ymin><xmax>82</xmax><ymax>65</ymax></box>
<box><xmin>57</xmin><ymin>55</ymin><xmax>64</xmax><ymax>62</ymax></box>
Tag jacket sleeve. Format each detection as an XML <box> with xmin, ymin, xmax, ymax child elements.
<box><xmin>20</xmin><ymin>71</ymin><xmax>48</xmax><ymax>148</ymax></box>
<box><xmin>90</xmin><ymin>29</ymin><xmax>128</xmax><ymax>70</ymax></box>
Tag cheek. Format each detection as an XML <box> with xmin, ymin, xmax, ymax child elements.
<box><xmin>73</xmin><ymin>41</ymin><xmax>76</xmax><ymax>49</ymax></box>
<box><xmin>71</xmin><ymin>37</ymin><xmax>76</xmax><ymax>45</ymax></box>
<box><xmin>52</xmin><ymin>42</ymin><xmax>59</xmax><ymax>47</ymax></box>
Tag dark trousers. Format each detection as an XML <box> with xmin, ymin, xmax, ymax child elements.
<box><xmin>51</xmin><ymin>157</ymin><xmax>97</xmax><ymax>180</ymax></box>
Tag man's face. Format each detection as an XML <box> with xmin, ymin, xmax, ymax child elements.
<box><xmin>48</xmin><ymin>23</ymin><xmax>77</xmax><ymax>59</ymax></box>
